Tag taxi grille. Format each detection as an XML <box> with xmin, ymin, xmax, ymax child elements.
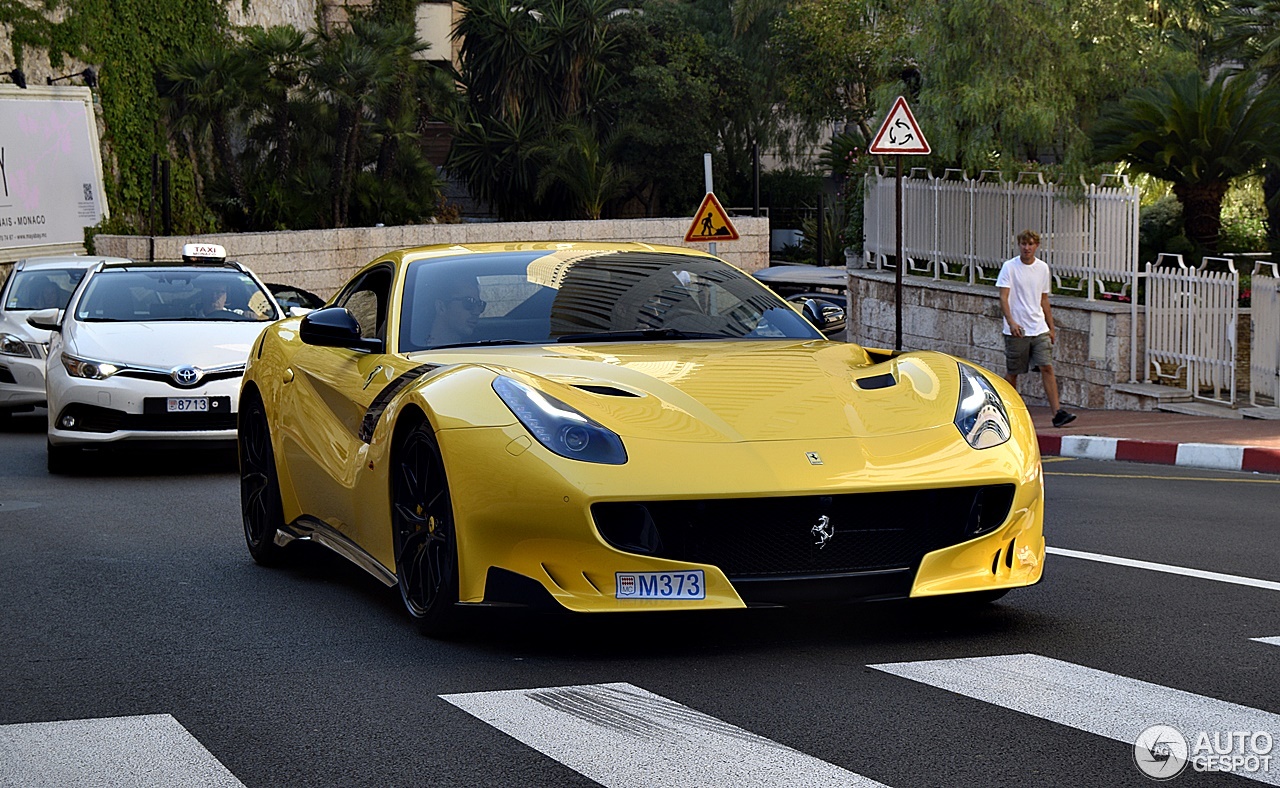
<box><xmin>55</xmin><ymin>401</ymin><xmax>236</xmax><ymax>432</ymax></box>
<box><xmin>592</xmin><ymin>485</ymin><xmax>1016</xmax><ymax>579</ymax></box>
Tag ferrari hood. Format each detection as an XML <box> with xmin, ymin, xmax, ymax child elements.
<box><xmin>438</xmin><ymin>341</ymin><xmax>980</xmax><ymax>442</ymax></box>
<box><xmin>67</xmin><ymin>321</ymin><xmax>268</xmax><ymax>369</ymax></box>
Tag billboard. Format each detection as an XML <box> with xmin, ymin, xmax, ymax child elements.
<box><xmin>0</xmin><ymin>85</ymin><xmax>108</xmax><ymax>261</ymax></box>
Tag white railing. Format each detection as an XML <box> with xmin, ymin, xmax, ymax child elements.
<box><xmin>862</xmin><ymin>169</ymin><xmax>1140</xmax><ymax>298</ymax></box>
<box><xmin>1145</xmin><ymin>260</ymin><xmax>1239</xmax><ymax>406</ymax></box>
<box><xmin>1252</xmin><ymin>274</ymin><xmax>1280</xmax><ymax>406</ymax></box>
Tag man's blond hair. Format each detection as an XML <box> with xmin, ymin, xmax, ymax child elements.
<box><xmin>1016</xmin><ymin>229</ymin><xmax>1041</xmax><ymax>245</ymax></box>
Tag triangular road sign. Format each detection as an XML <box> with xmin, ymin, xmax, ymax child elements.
<box><xmin>684</xmin><ymin>192</ymin><xmax>740</xmax><ymax>243</ymax></box>
<box><xmin>868</xmin><ymin>96</ymin><xmax>931</xmax><ymax>155</ymax></box>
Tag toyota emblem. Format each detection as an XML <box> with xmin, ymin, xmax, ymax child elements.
<box><xmin>172</xmin><ymin>365</ymin><xmax>203</xmax><ymax>387</ymax></box>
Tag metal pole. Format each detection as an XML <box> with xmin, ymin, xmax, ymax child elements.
<box><xmin>148</xmin><ymin>153</ymin><xmax>157</xmax><ymax>263</ymax></box>
<box><xmin>161</xmin><ymin>159</ymin><xmax>172</xmax><ymax>237</ymax></box>
<box><xmin>817</xmin><ymin>192</ymin><xmax>825</xmax><ymax>266</ymax></box>
<box><xmin>895</xmin><ymin>155</ymin><xmax>903</xmax><ymax>350</ymax></box>
<box><xmin>752</xmin><ymin>143</ymin><xmax>760</xmax><ymax>217</ymax></box>
<box><xmin>704</xmin><ymin>153</ymin><xmax>716</xmax><ymax>257</ymax></box>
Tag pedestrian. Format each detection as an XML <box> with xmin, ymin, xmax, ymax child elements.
<box><xmin>997</xmin><ymin>229</ymin><xmax>1075</xmax><ymax>428</ymax></box>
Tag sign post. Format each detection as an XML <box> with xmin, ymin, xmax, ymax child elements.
<box><xmin>868</xmin><ymin>96</ymin><xmax>930</xmax><ymax>350</ymax></box>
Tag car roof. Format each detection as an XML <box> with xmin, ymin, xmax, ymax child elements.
<box><xmin>395</xmin><ymin>241</ymin><xmax>717</xmax><ymax>265</ymax></box>
<box><xmin>15</xmin><ymin>255</ymin><xmax>130</xmax><ymax>271</ymax></box>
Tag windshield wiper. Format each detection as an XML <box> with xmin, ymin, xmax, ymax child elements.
<box><xmin>429</xmin><ymin>338</ymin><xmax>535</xmax><ymax>350</ymax></box>
<box><xmin>556</xmin><ymin>328</ymin><xmax>723</xmax><ymax>343</ymax></box>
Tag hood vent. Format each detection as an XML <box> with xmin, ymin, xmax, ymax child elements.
<box><xmin>855</xmin><ymin>373</ymin><xmax>897</xmax><ymax>390</ymax></box>
<box><xmin>573</xmin><ymin>384</ymin><xmax>640</xmax><ymax>397</ymax></box>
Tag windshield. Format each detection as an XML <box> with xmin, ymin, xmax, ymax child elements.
<box><xmin>399</xmin><ymin>250</ymin><xmax>822</xmax><ymax>352</ymax></box>
<box><xmin>4</xmin><ymin>268</ymin><xmax>87</xmax><ymax>311</ymax></box>
<box><xmin>74</xmin><ymin>268</ymin><xmax>279</xmax><ymax>323</ymax></box>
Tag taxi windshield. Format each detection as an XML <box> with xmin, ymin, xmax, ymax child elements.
<box><xmin>4</xmin><ymin>268</ymin><xmax>86</xmax><ymax>311</ymax></box>
<box><xmin>75</xmin><ymin>268</ymin><xmax>279</xmax><ymax>323</ymax></box>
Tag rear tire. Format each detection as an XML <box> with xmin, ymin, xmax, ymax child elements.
<box><xmin>392</xmin><ymin>420</ymin><xmax>460</xmax><ymax>637</ymax></box>
<box><xmin>239</xmin><ymin>392</ymin><xmax>286</xmax><ymax>566</ymax></box>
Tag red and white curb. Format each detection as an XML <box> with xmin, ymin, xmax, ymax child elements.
<box><xmin>1038</xmin><ymin>434</ymin><xmax>1280</xmax><ymax>474</ymax></box>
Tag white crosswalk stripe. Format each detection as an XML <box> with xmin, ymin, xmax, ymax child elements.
<box><xmin>871</xmin><ymin>653</ymin><xmax>1280</xmax><ymax>785</ymax></box>
<box><xmin>441</xmin><ymin>681</ymin><xmax>891</xmax><ymax>788</ymax></box>
<box><xmin>0</xmin><ymin>714</ymin><xmax>244</xmax><ymax>787</ymax></box>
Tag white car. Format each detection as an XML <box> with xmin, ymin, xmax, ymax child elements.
<box><xmin>1</xmin><ymin>255</ymin><xmax>128</xmax><ymax>419</ymax></box>
<box><xmin>29</xmin><ymin>256</ymin><xmax>284</xmax><ymax>472</ymax></box>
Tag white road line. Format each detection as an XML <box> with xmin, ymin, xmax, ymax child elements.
<box><xmin>1047</xmin><ymin>546</ymin><xmax>1280</xmax><ymax>592</ymax></box>
<box><xmin>0</xmin><ymin>714</ymin><xmax>244</xmax><ymax>788</ymax></box>
<box><xmin>870</xmin><ymin>654</ymin><xmax>1280</xmax><ymax>786</ymax></box>
<box><xmin>441</xmin><ymin>682</ymin><xmax>890</xmax><ymax>788</ymax></box>
<box><xmin>1252</xmin><ymin>637</ymin><xmax>1280</xmax><ymax>647</ymax></box>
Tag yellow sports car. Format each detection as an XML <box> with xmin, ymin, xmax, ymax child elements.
<box><xmin>239</xmin><ymin>242</ymin><xmax>1043</xmax><ymax>635</ymax></box>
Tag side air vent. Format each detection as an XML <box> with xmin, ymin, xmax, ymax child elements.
<box><xmin>856</xmin><ymin>373</ymin><xmax>896</xmax><ymax>390</ymax></box>
<box><xmin>573</xmin><ymin>385</ymin><xmax>640</xmax><ymax>397</ymax></box>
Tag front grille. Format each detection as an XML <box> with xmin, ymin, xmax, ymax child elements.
<box><xmin>116</xmin><ymin>368</ymin><xmax>244</xmax><ymax>389</ymax></box>
<box><xmin>592</xmin><ymin>485</ymin><xmax>1016</xmax><ymax>580</ymax></box>
<box><xmin>56</xmin><ymin>400</ymin><xmax>236</xmax><ymax>433</ymax></box>
<box><xmin>25</xmin><ymin>343</ymin><xmax>46</xmax><ymax>359</ymax></box>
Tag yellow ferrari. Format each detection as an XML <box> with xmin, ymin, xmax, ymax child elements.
<box><xmin>238</xmin><ymin>242</ymin><xmax>1043</xmax><ymax>635</ymax></box>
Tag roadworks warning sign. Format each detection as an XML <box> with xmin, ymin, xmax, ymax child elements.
<box><xmin>684</xmin><ymin>192</ymin><xmax>739</xmax><ymax>243</ymax></box>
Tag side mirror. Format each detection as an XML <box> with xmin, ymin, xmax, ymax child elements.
<box><xmin>801</xmin><ymin>298</ymin><xmax>846</xmax><ymax>336</ymax></box>
<box><xmin>26</xmin><ymin>308</ymin><xmax>62</xmax><ymax>331</ymax></box>
<box><xmin>299</xmin><ymin>307</ymin><xmax>383</xmax><ymax>352</ymax></box>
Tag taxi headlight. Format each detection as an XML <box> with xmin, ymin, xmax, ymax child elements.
<box><xmin>492</xmin><ymin>375</ymin><xmax>628</xmax><ymax>465</ymax></box>
<box><xmin>61</xmin><ymin>354</ymin><xmax>121</xmax><ymax>380</ymax></box>
<box><xmin>954</xmin><ymin>363</ymin><xmax>1011</xmax><ymax>449</ymax></box>
<box><xmin>0</xmin><ymin>333</ymin><xmax>31</xmax><ymax>357</ymax></box>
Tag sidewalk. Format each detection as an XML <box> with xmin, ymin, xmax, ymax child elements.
<box><xmin>1028</xmin><ymin>406</ymin><xmax>1280</xmax><ymax>474</ymax></box>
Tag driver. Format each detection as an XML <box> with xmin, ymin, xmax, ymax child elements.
<box><xmin>427</xmin><ymin>277</ymin><xmax>484</xmax><ymax>346</ymax></box>
<box><xmin>196</xmin><ymin>283</ymin><xmax>235</xmax><ymax>317</ymax></box>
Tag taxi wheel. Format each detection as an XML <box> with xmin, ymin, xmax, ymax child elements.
<box><xmin>239</xmin><ymin>393</ymin><xmax>285</xmax><ymax>566</ymax></box>
<box><xmin>46</xmin><ymin>441</ymin><xmax>82</xmax><ymax>475</ymax></box>
<box><xmin>392</xmin><ymin>421</ymin><xmax>460</xmax><ymax>637</ymax></box>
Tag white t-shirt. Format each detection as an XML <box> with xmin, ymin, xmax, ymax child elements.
<box><xmin>996</xmin><ymin>256</ymin><xmax>1051</xmax><ymax>336</ymax></box>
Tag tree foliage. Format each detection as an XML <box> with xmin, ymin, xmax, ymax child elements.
<box><xmin>1093</xmin><ymin>70</ymin><xmax>1280</xmax><ymax>250</ymax></box>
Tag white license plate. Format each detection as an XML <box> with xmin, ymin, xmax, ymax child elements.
<box><xmin>616</xmin><ymin>570</ymin><xmax>705</xmax><ymax>600</ymax></box>
<box><xmin>167</xmin><ymin>397</ymin><xmax>209</xmax><ymax>413</ymax></box>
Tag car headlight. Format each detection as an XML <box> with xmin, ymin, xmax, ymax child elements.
<box><xmin>493</xmin><ymin>376</ymin><xmax>628</xmax><ymax>465</ymax></box>
<box><xmin>0</xmin><ymin>333</ymin><xmax>31</xmax><ymax>357</ymax></box>
<box><xmin>954</xmin><ymin>363</ymin><xmax>1011</xmax><ymax>449</ymax></box>
<box><xmin>61</xmin><ymin>354</ymin><xmax>122</xmax><ymax>380</ymax></box>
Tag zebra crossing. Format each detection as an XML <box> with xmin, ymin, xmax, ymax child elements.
<box><xmin>4</xmin><ymin>646</ymin><xmax>1278</xmax><ymax>786</ymax></box>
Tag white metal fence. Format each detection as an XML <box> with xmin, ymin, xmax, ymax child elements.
<box><xmin>862</xmin><ymin>169</ymin><xmax>1140</xmax><ymax>297</ymax></box>
<box><xmin>1253</xmin><ymin>275</ymin><xmax>1280</xmax><ymax>406</ymax></box>
<box><xmin>1145</xmin><ymin>260</ymin><xmax>1239</xmax><ymax>406</ymax></box>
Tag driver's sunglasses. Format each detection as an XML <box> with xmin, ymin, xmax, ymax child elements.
<box><xmin>448</xmin><ymin>296</ymin><xmax>486</xmax><ymax>312</ymax></box>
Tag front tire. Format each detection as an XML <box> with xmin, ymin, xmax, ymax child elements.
<box><xmin>47</xmin><ymin>441</ymin><xmax>82</xmax><ymax>475</ymax></box>
<box><xmin>392</xmin><ymin>421</ymin><xmax>460</xmax><ymax>636</ymax></box>
<box><xmin>239</xmin><ymin>392</ymin><xmax>286</xmax><ymax>566</ymax></box>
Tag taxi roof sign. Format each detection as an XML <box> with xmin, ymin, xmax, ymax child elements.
<box><xmin>868</xmin><ymin>96</ymin><xmax>931</xmax><ymax>156</ymax></box>
<box><xmin>182</xmin><ymin>243</ymin><xmax>227</xmax><ymax>261</ymax></box>
<box><xmin>684</xmin><ymin>192</ymin><xmax>739</xmax><ymax>243</ymax></box>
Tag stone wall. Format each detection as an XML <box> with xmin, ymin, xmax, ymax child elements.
<box><xmin>847</xmin><ymin>268</ymin><xmax>1149</xmax><ymax>410</ymax></box>
<box><xmin>93</xmin><ymin>216</ymin><xmax>771</xmax><ymax>298</ymax></box>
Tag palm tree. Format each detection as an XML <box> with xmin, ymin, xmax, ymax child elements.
<box><xmin>532</xmin><ymin>121</ymin><xmax>633</xmax><ymax>219</ymax></box>
<box><xmin>1093</xmin><ymin>70</ymin><xmax>1280</xmax><ymax>251</ymax></box>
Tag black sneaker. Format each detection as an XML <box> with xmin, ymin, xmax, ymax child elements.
<box><xmin>1052</xmin><ymin>409</ymin><xmax>1076</xmax><ymax>428</ymax></box>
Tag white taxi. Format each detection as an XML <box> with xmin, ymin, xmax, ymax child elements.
<box><xmin>29</xmin><ymin>245</ymin><xmax>283</xmax><ymax>471</ymax></box>
<box><xmin>1</xmin><ymin>255</ymin><xmax>128</xmax><ymax>420</ymax></box>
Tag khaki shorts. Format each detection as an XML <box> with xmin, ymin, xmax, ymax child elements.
<box><xmin>1004</xmin><ymin>333</ymin><xmax>1053</xmax><ymax>374</ymax></box>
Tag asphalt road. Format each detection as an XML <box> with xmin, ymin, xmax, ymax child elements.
<box><xmin>1</xmin><ymin>409</ymin><xmax>1278</xmax><ymax>787</ymax></box>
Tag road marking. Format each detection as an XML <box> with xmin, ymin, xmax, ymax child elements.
<box><xmin>0</xmin><ymin>714</ymin><xmax>244</xmax><ymax>787</ymax></box>
<box><xmin>1045</xmin><ymin>470</ymin><xmax>1280</xmax><ymax>484</ymax></box>
<box><xmin>871</xmin><ymin>654</ymin><xmax>1280</xmax><ymax>786</ymax></box>
<box><xmin>1048</xmin><ymin>546</ymin><xmax>1280</xmax><ymax>592</ymax></box>
<box><xmin>441</xmin><ymin>682</ymin><xmax>890</xmax><ymax>788</ymax></box>
<box><xmin>1252</xmin><ymin>637</ymin><xmax>1280</xmax><ymax>647</ymax></box>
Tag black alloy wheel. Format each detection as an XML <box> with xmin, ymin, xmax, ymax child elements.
<box><xmin>392</xmin><ymin>421</ymin><xmax>460</xmax><ymax>636</ymax></box>
<box><xmin>239</xmin><ymin>392</ymin><xmax>286</xmax><ymax>565</ymax></box>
